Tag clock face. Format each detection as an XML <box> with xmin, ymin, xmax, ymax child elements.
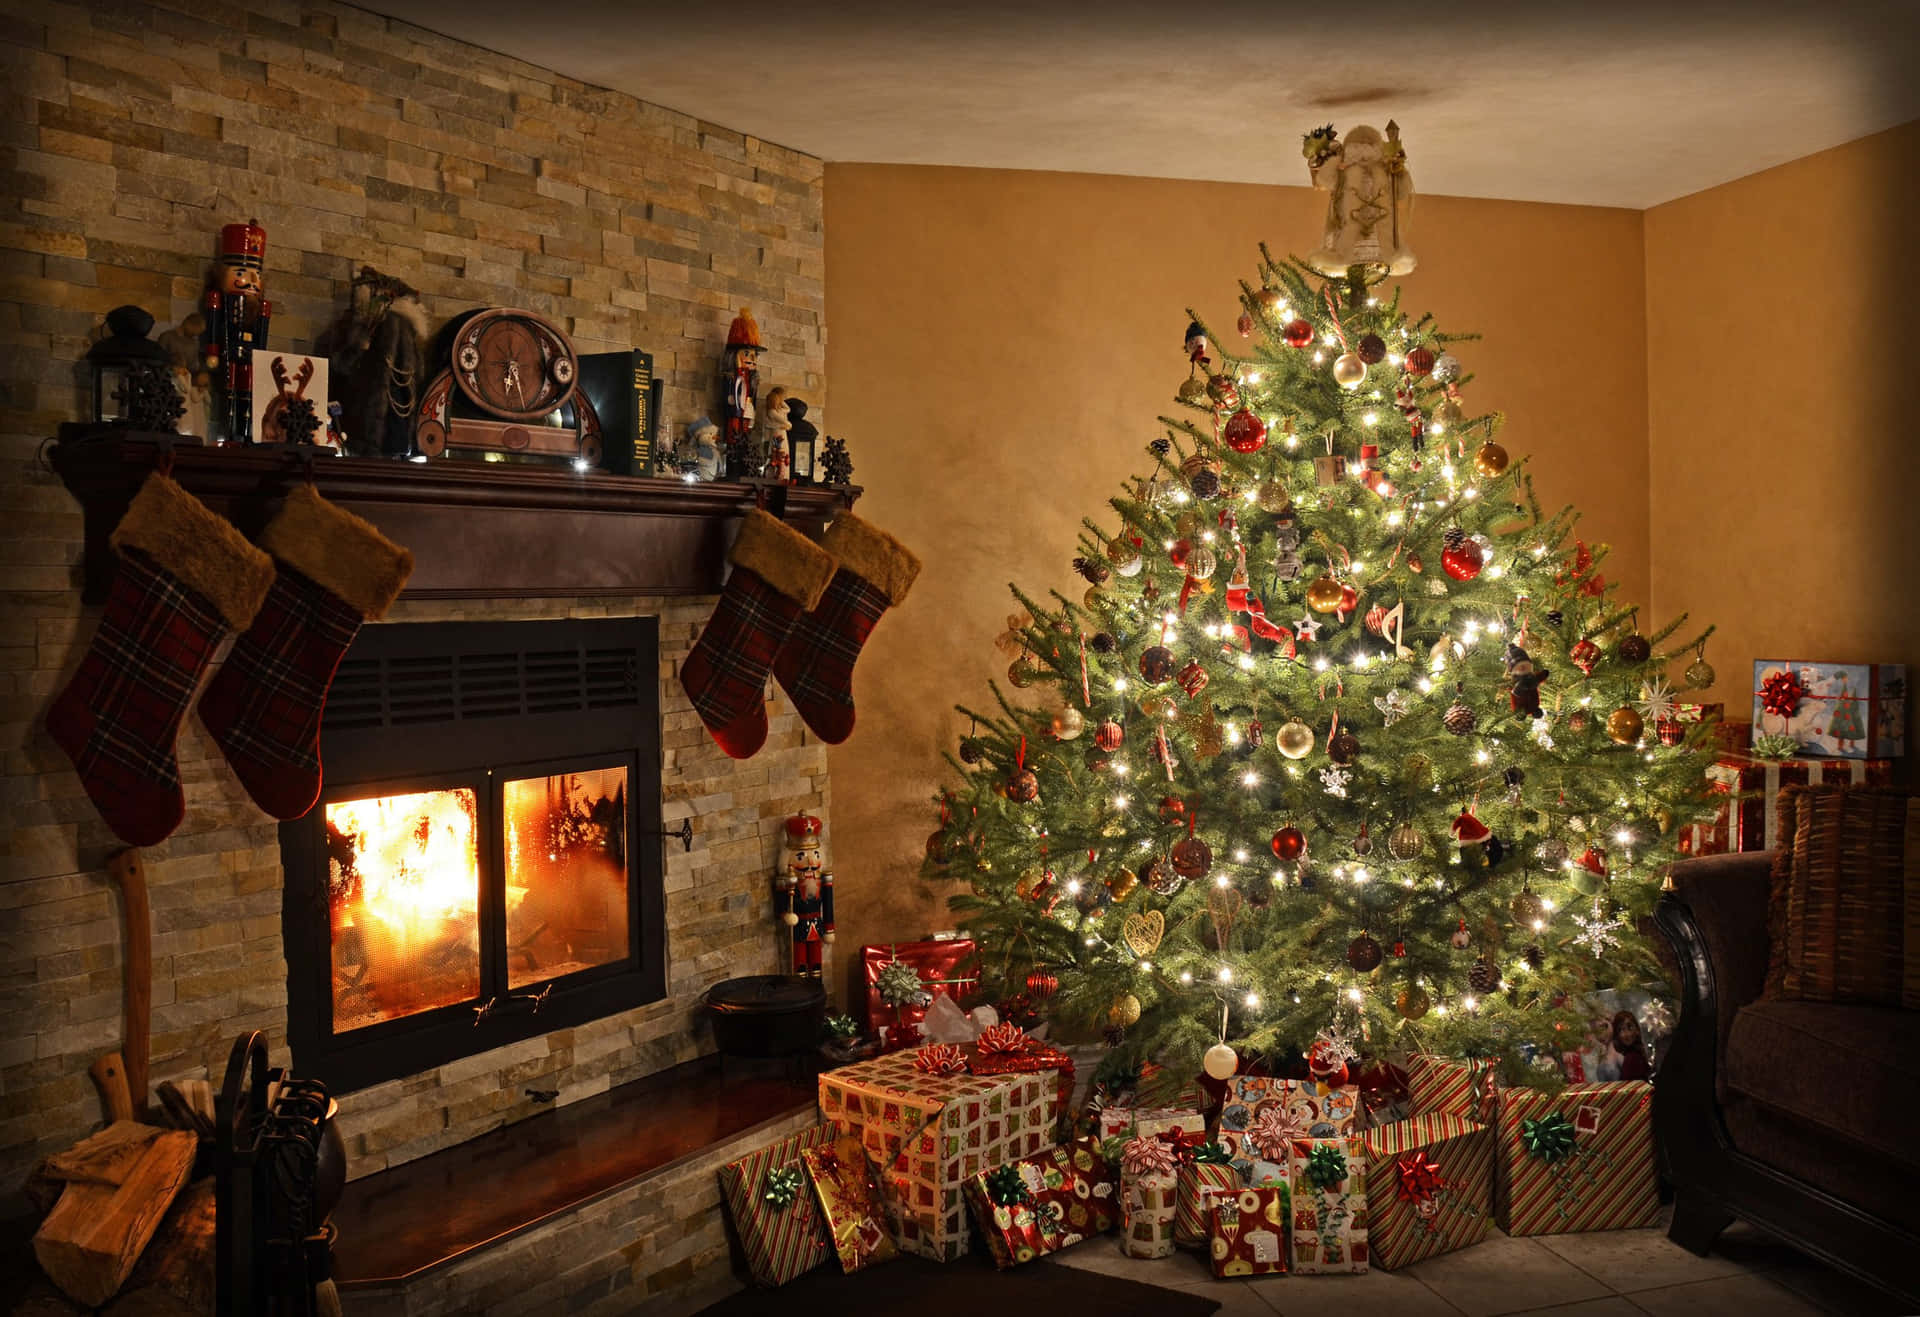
<box><xmin>450</xmin><ymin>309</ymin><xmax>578</xmax><ymax>422</ymax></box>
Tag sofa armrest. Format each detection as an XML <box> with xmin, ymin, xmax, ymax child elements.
<box><xmin>1667</xmin><ymin>851</ymin><xmax>1773</xmax><ymax>1030</ymax></box>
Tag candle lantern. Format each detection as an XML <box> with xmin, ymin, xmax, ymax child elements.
<box><xmin>87</xmin><ymin>305</ymin><xmax>181</xmax><ymax>431</ymax></box>
<box><xmin>786</xmin><ymin>397</ymin><xmax>818</xmax><ymax>484</ymax></box>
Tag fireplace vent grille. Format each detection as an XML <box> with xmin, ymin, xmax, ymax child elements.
<box><xmin>326</xmin><ymin>646</ymin><xmax>643</xmax><ymax>730</ymax></box>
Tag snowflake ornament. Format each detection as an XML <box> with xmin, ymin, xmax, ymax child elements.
<box><xmin>1530</xmin><ymin>717</ymin><xmax>1556</xmax><ymax>749</ymax></box>
<box><xmin>1315</xmin><ymin>1018</ymin><xmax>1361</xmax><ymax>1068</ymax></box>
<box><xmin>1427</xmin><ymin>578</ymin><xmax>1449</xmax><ymax>596</ymax></box>
<box><xmin>1570</xmin><ymin>897</ymin><xmax>1627</xmax><ymax>959</ymax></box>
<box><xmin>1375</xmin><ymin>690</ymin><xmax>1411</xmax><ymax>726</ymax></box>
<box><xmin>1319</xmin><ymin>765</ymin><xmax>1352</xmax><ymax>798</ymax></box>
<box><xmin>1635</xmin><ymin>677</ymin><xmax>1677</xmax><ymax>722</ymax></box>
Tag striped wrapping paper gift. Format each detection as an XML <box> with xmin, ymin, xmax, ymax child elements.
<box><xmin>1174</xmin><ymin>1161</ymin><xmax>1240</xmax><ymax>1248</ymax></box>
<box><xmin>1496</xmin><ymin>1082</ymin><xmax>1659</xmax><ymax>1236</ymax></box>
<box><xmin>717</xmin><ymin>1124</ymin><xmax>838</xmax><ymax>1287</ymax></box>
<box><xmin>1405</xmin><ymin>1054</ymin><xmax>1500</xmax><ymax>1124</ymax></box>
<box><xmin>1361</xmin><ymin>1113</ymin><xmax>1492</xmax><ymax>1270</ymax></box>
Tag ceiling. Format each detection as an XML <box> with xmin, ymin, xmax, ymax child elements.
<box><xmin>365</xmin><ymin>0</ymin><xmax>1920</xmax><ymax>209</ymax></box>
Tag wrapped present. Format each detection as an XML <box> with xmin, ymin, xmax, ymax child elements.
<box><xmin>861</xmin><ymin>937</ymin><xmax>979</xmax><ymax>1032</ymax></box>
<box><xmin>1752</xmin><ymin>661</ymin><xmax>1905</xmax><ymax>759</ymax></box>
<box><xmin>1496</xmin><ymin>1081</ymin><xmax>1658</xmax><ymax>1236</ymax></box>
<box><xmin>717</xmin><ymin>1124</ymin><xmax>838</xmax><ymax>1287</ymax></box>
<box><xmin>967</xmin><ymin>1025</ymin><xmax>1075</xmax><ymax>1125</ymax></box>
<box><xmin>962</xmin><ymin>1138</ymin><xmax>1120</xmax><ymax>1269</ymax></box>
<box><xmin>800</xmin><ymin>1134</ymin><xmax>899</xmax><ymax>1273</ymax></box>
<box><xmin>818</xmin><ymin>1048</ymin><xmax>1054</xmax><ymax>1261</ymax></box>
<box><xmin>1354</xmin><ymin>1060</ymin><xmax>1414</xmax><ymax>1128</ymax></box>
<box><xmin>1361</xmin><ymin>1113</ymin><xmax>1492</xmax><ymax>1270</ymax></box>
<box><xmin>1094</xmin><ymin>1105</ymin><xmax>1207</xmax><ymax>1144</ymax></box>
<box><xmin>1405</xmin><ymin>1054</ymin><xmax>1500</xmax><ymax>1124</ymax></box>
<box><xmin>1208</xmin><ymin>1187</ymin><xmax>1289</xmax><ymax>1276</ymax></box>
<box><xmin>1119</xmin><ymin>1135</ymin><xmax>1179</xmax><ymax>1258</ymax></box>
<box><xmin>1175</xmin><ymin>1150</ymin><xmax>1240</xmax><ymax>1248</ymax></box>
<box><xmin>1288</xmin><ymin>1136</ymin><xmax>1369</xmax><ymax>1274</ymax></box>
<box><xmin>1701</xmin><ymin>751</ymin><xmax>1894</xmax><ymax>853</ymax></box>
<box><xmin>1217</xmin><ymin>1076</ymin><xmax>1359</xmax><ymax>1187</ymax></box>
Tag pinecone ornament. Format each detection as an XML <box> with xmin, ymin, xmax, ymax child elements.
<box><xmin>1468</xmin><ymin>957</ymin><xmax>1499</xmax><ymax>993</ymax></box>
<box><xmin>1443</xmin><ymin>699</ymin><xmax>1478</xmax><ymax>736</ymax></box>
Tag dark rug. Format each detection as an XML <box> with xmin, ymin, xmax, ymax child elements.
<box><xmin>693</xmin><ymin>1253</ymin><xmax>1221</xmax><ymax>1316</ymax></box>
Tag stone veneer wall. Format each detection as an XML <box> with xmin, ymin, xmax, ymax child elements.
<box><xmin>0</xmin><ymin>0</ymin><xmax>827</xmax><ymax>1204</ymax></box>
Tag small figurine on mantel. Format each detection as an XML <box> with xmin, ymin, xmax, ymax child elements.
<box><xmin>201</xmin><ymin>218</ymin><xmax>271</xmax><ymax>444</ymax></box>
<box><xmin>1303</xmin><ymin>121</ymin><xmax>1416</xmax><ymax>276</ymax></box>
<box><xmin>720</xmin><ymin>308</ymin><xmax>762</xmax><ymax>478</ymax></box>
<box><xmin>775</xmin><ymin>814</ymin><xmax>834</xmax><ymax>979</ymax></box>
<box><xmin>760</xmin><ymin>385</ymin><xmax>792</xmax><ymax>481</ymax></box>
<box><xmin>680</xmin><ymin>415</ymin><xmax>723</xmax><ymax>481</ymax></box>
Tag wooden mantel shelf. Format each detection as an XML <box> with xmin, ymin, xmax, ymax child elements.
<box><xmin>49</xmin><ymin>426</ymin><xmax>862</xmax><ymax>601</ymax></box>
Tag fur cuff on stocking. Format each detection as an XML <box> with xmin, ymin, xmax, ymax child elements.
<box><xmin>730</xmin><ymin>508</ymin><xmax>836</xmax><ymax>608</ymax></box>
<box><xmin>110</xmin><ymin>474</ymin><xmax>274</xmax><ymax>630</ymax></box>
<box><xmin>821</xmin><ymin>512</ymin><xmax>921</xmax><ymax>603</ymax></box>
<box><xmin>261</xmin><ymin>485</ymin><xmax>414</xmax><ymax>618</ymax></box>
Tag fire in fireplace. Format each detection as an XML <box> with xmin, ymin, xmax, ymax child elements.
<box><xmin>281</xmin><ymin>619</ymin><xmax>665</xmax><ymax>1093</ymax></box>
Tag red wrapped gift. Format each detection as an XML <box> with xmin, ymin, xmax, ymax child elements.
<box><xmin>967</xmin><ymin>1026</ymin><xmax>1075</xmax><ymax>1124</ymax></box>
<box><xmin>962</xmin><ymin>1137</ymin><xmax>1120</xmax><ymax>1268</ymax></box>
<box><xmin>860</xmin><ymin>937</ymin><xmax>978</xmax><ymax>1032</ymax></box>
<box><xmin>1698</xmin><ymin>752</ymin><xmax>1893</xmax><ymax>853</ymax></box>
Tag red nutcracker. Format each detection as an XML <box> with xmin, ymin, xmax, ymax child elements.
<box><xmin>775</xmin><ymin>813</ymin><xmax>834</xmax><ymax>978</ymax></box>
<box><xmin>201</xmin><ymin>218</ymin><xmax>271</xmax><ymax>445</ymax></box>
<box><xmin>720</xmin><ymin>307</ymin><xmax>762</xmax><ymax>478</ymax></box>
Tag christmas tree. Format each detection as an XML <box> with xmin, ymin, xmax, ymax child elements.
<box><xmin>923</xmin><ymin>246</ymin><xmax>1716</xmax><ymax>1094</ymax></box>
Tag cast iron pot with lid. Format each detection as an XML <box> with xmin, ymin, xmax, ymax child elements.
<box><xmin>704</xmin><ymin>975</ymin><xmax>827</xmax><ymax>1057</ymax></box>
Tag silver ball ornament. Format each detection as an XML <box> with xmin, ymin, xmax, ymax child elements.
<box><xmin>1332</xmin><ymin>352</ymin><xmax>1368</xmax><ymax>389</ymax></box>
<box><xmin>1431</xmin><ymin>352</ymin><xmax>1463</xmax><ymax>383</ymax></box>
<box><xmin>1203</xmin><ymin>1042</ymin><xmax>1240</xmax><ymax>1080</ymax></box>
<box><xmin>1276</xmin><ymin>719</ymin><xmax>1315</xmax><ymax>760</ymax></box>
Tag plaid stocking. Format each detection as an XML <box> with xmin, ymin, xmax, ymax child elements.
<box><xmin>681</xmin><ymin>509</ymin><xmax>836</xmax><ymax>759</ymax></box>
<box><xmin>774</xmin><ymin>513</ymin><xmax>920</xmax><ymax>745</ymax></box>
<box><xmin>46</xmin><ymin>474</ymin><xmax>274</xmax><ymax>846</ymax></box>
<box><xmin>198</xmin><ymin>486</ymin><xmax>413</xmax><ymax>820</ymax></box>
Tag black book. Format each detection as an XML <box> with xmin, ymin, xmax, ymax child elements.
<box><xmin>575</xmin><ymin>349</ymin><xmax>655</xmax><ymax>475</ymax></box>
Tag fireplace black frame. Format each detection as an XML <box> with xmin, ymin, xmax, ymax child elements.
<box><xmin>279</xmin><ymin>617</ymin><xmax>666</xmax><ymax>1094</ymax></box>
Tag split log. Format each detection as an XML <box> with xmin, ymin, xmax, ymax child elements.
<box><xmin>33</xmin><ymin>1129</ymin><xmax>196</xmax><ymax>1308</ymax></box>
<box><xmin>104</xmin><ymin>1178</ymin><xmax>214</xmax><ymax>1316</ymax></box>
<box><xmin>25</xmin><ymin>1120</ymin><xmax>162</xmax><ymax>1216</ymax></box>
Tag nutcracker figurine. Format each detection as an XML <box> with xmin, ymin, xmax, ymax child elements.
<box><xmin>775</xmin><ymin>813</ymin><xmax>834</xmax><ymax>978</ymax></box>
<box><xmin>720</xmin><ymin>307</ymin><xmax>761</xmax><ymax>478</ymax></box>
<box><xmin>201</xmin><ymin>218</ymin><xmax>271</xmax><ymax>444</ymax></box>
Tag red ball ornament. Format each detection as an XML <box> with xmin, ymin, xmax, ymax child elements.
<box><xmin>1271</xmin><ymin>826</ymin><xmax>1307</xmax><ymax>861</ymax></box>
<box><xmin>1440</xmin><ymin>539</ymin><xmax>1485</xmax><ymax>581</ymax></box>
<box><xmin>1223</xmin><ymin>408</ymin><xmax>1268</xmax><ymax>453</ymax></box>
<box><xmin>1337</xmin><ymin>582</ymin><xmax>1359</xmax><ymax>613</ymax></box>
<box><xmin>1158</xmin><ymin>795</ymin><xmax>1188</xmax><ymax>821</ymax></box>
<box><xmin>1236</xmin><ymin>311</ymin><xmax>1254</xmax><ymax>337</ymax></box>
<box><xmin>1171</xmin><ymin>835</ymin><xmax>1213</xmax><ymax>878</ymax></box>
<box><xmin>1283</xmin><ymin>318</ymin><xmax>1314</xmax><ymax>349</ymax></box>
<box><xmin>1570</xmin><ymin>639</ymin><xmax>1601</xmax><ymax>675</ymax></box>
<box><xmin>1168</xmin><ymin>537</ymin><xmax>1192</xmax><ymax>569</ymax></box>
<box><xmin>1027</xmin><ymin>968</ymin><xmax>1058</xmax><ymax>998</ymax></box>
<box><xmin>1357</xmin><ymin>333</ymin><xmax>1387</xmax><ymax>364</ymax></box>
<box><xmin>1405</xmin><ymin>347</ymin><xmax>1437</xmax><ymax>376</ymax></box>
<box><xmin>1095</xmin><ymin>718</ymin><xmax>1124</xmax><ymax>751</ymax></box>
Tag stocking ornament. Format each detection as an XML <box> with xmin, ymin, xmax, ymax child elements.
<box><xmin>773</xmin><ymin>512</ymin><xmax>921</xmax><ymax>745</ymax></box>
<box><xmin>197</xmin><ymin>485</ymin><xmax>413</xmax><ymax>819</ymax></box>
<box><xmin>47</xmin><ymin>473</ymin><xmax>275</xmax><ymax>845</ymax></box>
<box><xmin>682</xmin><ymin>509</ymin><xmax>837</xmax><ymax>758</ymax></box>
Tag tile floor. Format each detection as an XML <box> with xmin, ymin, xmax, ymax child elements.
<box><xmin>1051</xmin><ymin>1209</ymin><xmax>1912</xmax><ymax>1317</ymax></box>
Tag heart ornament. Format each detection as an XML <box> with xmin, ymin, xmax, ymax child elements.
<box><xmin>1122</xmin><ymin>909</ymin><xmax>1165</xmax><ymax>957</ymax></box>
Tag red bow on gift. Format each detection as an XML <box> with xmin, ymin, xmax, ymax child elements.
<box><xmin>914</xmin><ymin>1042</ymin><xmax>968</xmax><ymax>1076</ymax></box>
<box><xmin>1157</xmin><ymin>1128</ymin><xmax>1210</xmax><ymax>1161</ymax></box>
<box><xmin>976</xmin><ymin>1022</ymin><xmax>1029</xmax><ymax>1055</ymax></box>
<box><xmin>1759</xmin><ymin>669</ymin><xmax>1806</xmax><ymax>720</ymax></box>
<box><xmin>1396</xmin><ymin>1149</ymin><xmax>1445</xmax><ymax>1206</ymax></box>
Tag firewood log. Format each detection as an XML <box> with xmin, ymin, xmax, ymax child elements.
<box><xmin>33</xmin><ymin>1129</ymin><xmax>195</xmax><ymax>1308</ymax></box>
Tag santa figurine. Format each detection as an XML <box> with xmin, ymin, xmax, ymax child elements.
<box><xmin>720</xmin><ymin>307</ymin><xmax>762</xmax><ymax>478</ymax></box>
<box><xmin>1304</xmin><ymin>122</ymin><xmax>1416</xmax><ymax>276</ymax></box>
<box><xmin>775</xmin><ymin>813</ymin><xmax>834</xmax><ymax>979</ymax></box>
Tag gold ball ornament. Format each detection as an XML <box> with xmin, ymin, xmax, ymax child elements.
<box><xmin>1432</xmin><ymin>396</ymin><xmax>1466</xmax><ymax>434</ymax></box>
<box><xmin>1050</xmin><ymin>706</ymin><xmax>1084</xmax><ymax>741</ymax></box>
<box><xmin>1256</xmin><ymin>479</ymin><xmax>1293</xmax><ymax>513</ymax></box>
<box><xmin>1396</xmin><ymin>983</ymin><xmax>1431</xmax><ymax>1021</ymax></box>
<box><xmin>1255</xmin><ymin>286</ymin><xmax>1286</xmax><ymax>315</ymax></box>
<box><xmin>1276</xmin><ymin>718</ymin><xmax>1315</xmax><ymax>759</ymax></box>
<box><xmin>1106</xmin><ymin>536</ymin><xmax>1143</xmax><ymax>576</ymax></box>
<box><xmin>1203</xmin><ymin>1042</ymin><xmax>1240</xmax><ymax>1080</ymax></box>
<box><xmin>1511</xmin><ymin>886</ymin><xmax>1547</xmax><ymax>927</ymax></box>
<box><xmin>1007</xmin><ymin>658</ymin><xmax>1034</xmax><ymax>688</ymax></box>
<box><xmin>1185</xmin><ymin>546</ymin><xmax>1218</xmax><ymax>580</ymax></box>
<box><xmin>1108</xmin><ymin>993</ymin><xmax>1142</xmax><ymax>1027</ymax></box>
<box><xmin>1082</xmin><ymin>585</ymin><xmax>1107</xmax><ymax>610</ymax></box>
<box><xmin>1105</xmin><ymin>867</ymin><xmax>1139</xmax><ymax>901</ymax></box>
<box><xmin>1607</xmin><ymin>706</ymin><xmax>1645</xmax><ymax>744</ymax></box>
<box><xmin>1176</xmin><ymin>375</ymin><xmax>1209</xmax><ymax>405</ymax></box>
<box><xmin>1387</xmin><ymin>821</ymin><xmax>1425</xmax><ymax>861</ymax></box>
<box><xmin>1306</xmin><ymin>575</ymin><xmax>1346</xmax><ymax>613</ymax></box>
<box><xmin>1473</xmin><ymin>441</ymin><xmax>1510</xmax><ymax>478</ymax></box>
<box><xmin>1332</xmin><ymin>352</ymin><xmax>1368</xmax><ymax>389</ymax></box>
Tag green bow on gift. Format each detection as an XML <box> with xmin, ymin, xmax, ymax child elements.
<box><xmin>1306</xmin><ymin>1142</ymin><xmax>1349</xmax><ymax>1190</ymax></box>
<box><xmin>985</xmin><ymin>1163</ymin><xmax>1032</xmax><ymax>1207</ymax></box>
<box><xmin>1521</xmin><ymin>1111</ymin><xmax>1579</xmax><ymax>1164</ymax></box>
<box><xmin>1191</xmin><ymin>1141</ymin><xmax>1233</xmax><ymax>1165</ymax></box>
<box><xmin>762</xmin><ymin>1164</ymin><xmax>804</xmax><ymax>1210</ymax></box>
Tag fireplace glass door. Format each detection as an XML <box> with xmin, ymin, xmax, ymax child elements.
<box><xmin>503</xmin><ymin>765</ymin><xmax>630</xmax><ymax>989</ymax></box>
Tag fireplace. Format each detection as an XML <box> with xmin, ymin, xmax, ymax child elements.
<box><xmin>280</xmin><ymin>617</ymin><xmax>666</xmax><ymax>1094</ymax></box>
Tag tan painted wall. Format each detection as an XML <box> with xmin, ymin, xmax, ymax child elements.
<box><xmin>1646</xmin><ymin>122</ymin><xmax>1920</xmax><ymax>748</ymax></box>
<box><xmin>822</xmin><ymin>164</ymin><xmax>1652</xmax><ymax>996</ymax></box>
